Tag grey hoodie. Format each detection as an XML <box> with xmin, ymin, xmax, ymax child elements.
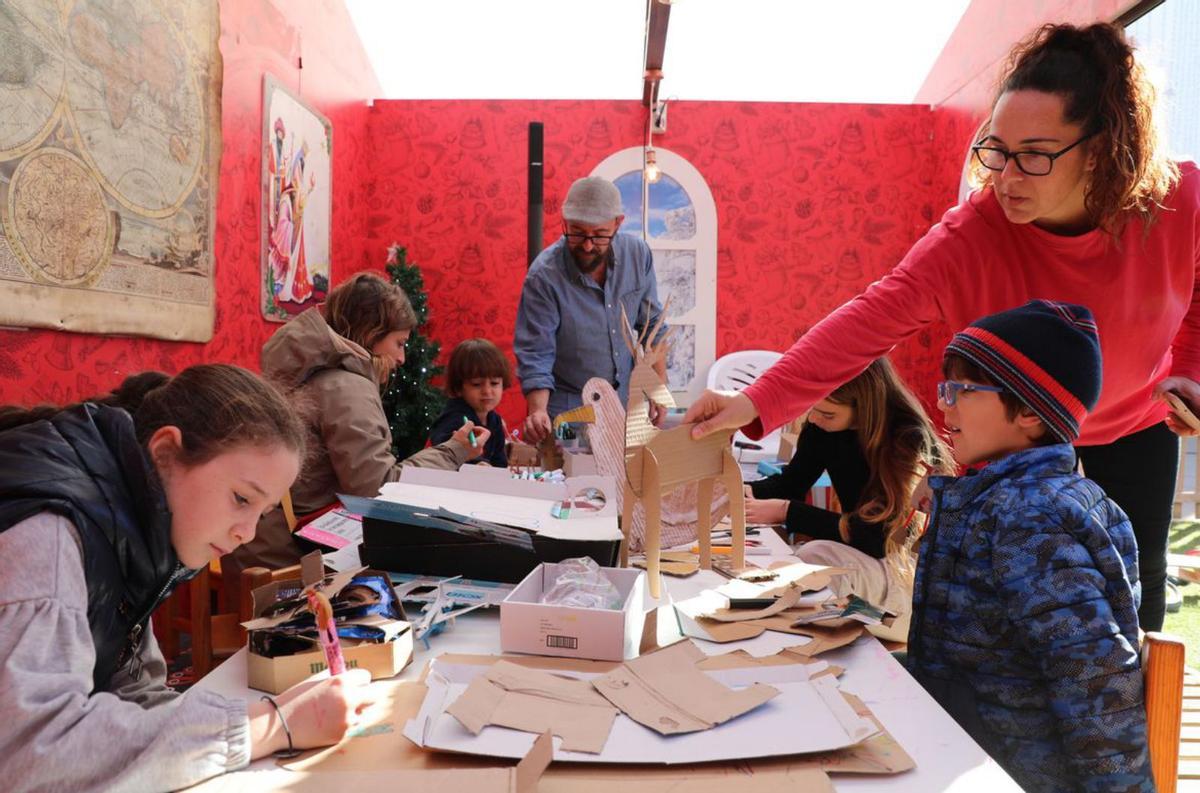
<box><xmin>0</xmin><ymin>512</ymin><xmax>250</xmax><ymax>792</ymax></box>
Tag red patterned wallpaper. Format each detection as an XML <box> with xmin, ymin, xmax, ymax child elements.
<box><xmin>364</xmin><ymin>100</ymin><xmax>962</xmax><ymax>423</ymax></box>
<box><xmin>1</xmin><ymin>0</ymin><xmax>1122</xmax><ymax>431</ymax></box>
<box><xmin>0</xmin><ymin>0</ymin><xmax>380</xmax><ymax>405</ymax></box>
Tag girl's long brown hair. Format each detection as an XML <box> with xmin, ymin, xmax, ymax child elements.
<box><xmin>0</xmin><ymin>365</ymin><xmax>306</xmax><ymax>465</ymax></box>
<box><xmin>971</xmin><ymin>22</ymin><xmax>1178</xmax><ymax>235</ymax></box>
<box><xmin>825</xmin><ymin>358</ymin><xmax>954</xmax><ymax>575</ymax></box>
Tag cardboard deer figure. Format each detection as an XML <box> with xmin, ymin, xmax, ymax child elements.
<box><xmin>612</xmin><ymin>305</ymin><xmax>746</xmax><ymax>597</ymax></box>
<box><xmin>552</xmin><ymin>377</ymin><xmax>732</xmax><ymax>555</ymax></box>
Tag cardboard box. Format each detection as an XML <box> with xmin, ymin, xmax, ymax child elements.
<box><xmin>562</xmin><ymin>449</ymin><xmax>598</xmax><ymax>477</ymax></box>
<box><xmin>352</xmin><ymin>473</ymin><xmax>623</xmax><ymax>584</ymax></box>
<box><xmin>244</xmin><ymin>554</ymin><xmax>414</xmax><ymax>694</ymax></box>
<box><xmin>247</xmin><ymin>629</ymin><xmax>413</xmax><ymax>694</ymax></box>
<box><xmin>501</xmin><ymin>563</ymin><xmax>646</xmax><ymax>661</ymax></box>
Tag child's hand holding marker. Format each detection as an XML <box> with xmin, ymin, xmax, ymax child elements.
<box><xmin>452</xmin><ymin>419</ymin><xmax>489</xmax><ymax>459</ymax></box>
<box><xmin>306</xmin><ymin>588</ymin><xmax>345</xmax><ymax>675</ymax></box>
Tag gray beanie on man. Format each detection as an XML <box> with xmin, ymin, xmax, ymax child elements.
<box><xmin>562</xmin><ymin>177</ymin><xmax>623</xmax><ymax>225</ymax></box>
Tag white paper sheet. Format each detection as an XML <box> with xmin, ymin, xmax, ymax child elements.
<box><xmin>378</xmin><ymin>481</ymin><xmax>621</xmax><ymax>542</ymax></box>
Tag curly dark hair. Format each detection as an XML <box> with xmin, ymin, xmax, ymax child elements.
<box><xmin>972</xmin><ymin>22</ymin><xmax>1178</xmax><ymax>234</ymax></box>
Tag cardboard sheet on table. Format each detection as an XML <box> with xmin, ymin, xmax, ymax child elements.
<box><xmin>446</xmin><ymin>662</ymin><xmax>618</xmax><ymax>753</ymax></box>
<box><xmin>631</xmin><ymin>551</ymin><xmax>699</xmax><ymax>577</ymax></box>
<box><xmin>701</xmin><ymin>585</ymin><xmax>803</xmax><ymax>622</ymax></box>
<box><xmin>270</xmin><ymin>653</ymin><xmax>907</xmax><ymax>785</ymax></box>
<box><xmin>745</xmin><ymin>615</ymin><xmax>864</xmax><ymax>644</ymax></box>
<box><xmin>692</xmin><ymin>631</ymin><xmax>814</xmax><ymax>658</ymax></box>
<box><xmin>403</xmin><ymin>652</ymin><xmax>878</xmax><ymax>764</ymax></box>
<box><xmin>591</xmin><ymin>641</ymin><xmax>778</xmax><ymax>735</ymax></box>
<box><xmin>538</xmin><ymin>766</ymin><xmax>834</xmax><ymax>793</ymax></box>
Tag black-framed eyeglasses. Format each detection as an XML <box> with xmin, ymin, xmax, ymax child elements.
<box><xmin>971</xmin><ymin>132</ymin><xmax>1095</xmax><ymax>177</ymax></box>
<box><xmin>563</xmin><ymin>229</ymin><xmax>616</xmax><ymax>246</ymax></box>
<box><xmin>937</xmin><ymin>380</ymin><xmax>1008</xmax><ymax>407</ymax></box>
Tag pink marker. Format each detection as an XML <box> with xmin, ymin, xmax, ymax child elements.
<box><xmin>306</xmin><ymin>589</ymin><xmax>345</xmax><ymax>675</ymax></box>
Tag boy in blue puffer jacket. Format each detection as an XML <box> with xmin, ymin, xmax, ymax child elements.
<box><xmin>907</xmin><ymin>300</ymin><xmax>1152</xmax><ymax>792</ymax></box>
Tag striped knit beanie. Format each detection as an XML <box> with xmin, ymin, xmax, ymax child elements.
<box><xmin>945</xmin><ymin>300</ymin><xmax>1101</xmax><ymax>443</ymax></box>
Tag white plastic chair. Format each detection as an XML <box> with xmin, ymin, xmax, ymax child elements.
<box><xmin>705</xmin><ymin>350</ymin><xmax>784</xmax><ymax>464</ymax></box>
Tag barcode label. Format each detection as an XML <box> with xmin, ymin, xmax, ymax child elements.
<box><xmin>546</xmin><ymin>635</ymin><xmax>578</xmax><ymax>650</ymax></box>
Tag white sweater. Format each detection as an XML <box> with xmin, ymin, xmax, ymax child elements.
<box><xmin>0</xmin><ymin>512</ymin><xmax>250</xmax><ymax>792</ymax></box>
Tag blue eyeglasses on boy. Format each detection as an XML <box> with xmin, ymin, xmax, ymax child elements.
<box><xmin>937</xmin><ymin>380</ymin><xmax>1008</xmax><ymax>406</ymax></box>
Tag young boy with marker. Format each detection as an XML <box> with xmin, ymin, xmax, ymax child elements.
<box><xmin>429</xmin><ymin>338</ymin><xmax>512</xmax><ymax>468</ymax></box>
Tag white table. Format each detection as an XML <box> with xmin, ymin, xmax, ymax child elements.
<box><xmin>193</xmin><ymin>532</ymin><xmax>1020</xmax><ymax>791</ymax></box>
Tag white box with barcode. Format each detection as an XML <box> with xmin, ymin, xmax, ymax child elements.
<box><xmin>499</xmin><ymin>562</ymin><xmax>646</xmax><ymax>661</ymax></box>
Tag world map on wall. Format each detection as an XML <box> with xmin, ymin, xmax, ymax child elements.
<box><xmin>0</xmin><ymin>0</ymin><xmax>220</xmax><ymax>341</ymax></box>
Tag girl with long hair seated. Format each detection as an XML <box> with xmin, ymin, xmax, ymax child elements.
<box><xmin>0</xmin><ymin>365</ymin><xmax>374</xmax><ymax>791</ymax></box>
<box><xmin>745</xmin><ymin>358</ymin><xmax>953</xmax><ymax>617</ymax></box>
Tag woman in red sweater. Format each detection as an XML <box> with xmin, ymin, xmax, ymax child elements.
<box><xmin>686</xmin><ymin>22</ymin><xmax>1198</xmax><ymax>630</ymax></box>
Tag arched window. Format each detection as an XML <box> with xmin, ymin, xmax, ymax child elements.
<box><xmin>592</xmin><ymin>147</ymin><xmax>716</xmax><ymax>406</ymax></box>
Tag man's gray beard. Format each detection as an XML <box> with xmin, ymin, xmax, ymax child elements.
<box><xmin>571</xmin><ymin>246</ymin><xmax>612</xmax><ymax>275</ymax></box>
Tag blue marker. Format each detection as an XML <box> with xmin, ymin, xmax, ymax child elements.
<box><xmin>462</xmin><ymin>415</ymin><xmax>478</xmax><ymax>447</ymax></box>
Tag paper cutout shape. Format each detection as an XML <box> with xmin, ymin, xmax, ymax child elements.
<box><xmin>446</xmin><ymin>661</ymin><xmax>618</xmax><ymax>753</ymax></box>
<box><xmin>702</xmin><ymin>585</ymin><xmax>803</xmax><ymax>622</ymax></box>
<box><xmin>590</xmin><ymin>641</ymin><xmax>778</xmax><ymax>735</ymax></box>
<box><xmin>631</xmin><ymin>551</ymin><xmax>700</xmax><ymax>577</ymax></box>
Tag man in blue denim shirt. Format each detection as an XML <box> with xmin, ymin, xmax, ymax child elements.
<box><xmin>515</xmin><ymin>177</ymin><xmax>666</xmax><ymax>443</ymax></box>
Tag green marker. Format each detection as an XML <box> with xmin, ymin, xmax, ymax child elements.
<box><xmin>462</xmin><ymin>415</ymin><xmax>478</xmax><ymax>447</ymax></box>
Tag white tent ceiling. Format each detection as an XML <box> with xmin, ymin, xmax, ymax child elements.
<box><xmin>346</xmin><ymin>0</ymin><xmax>972</xmax><ymax>103</ymax></box>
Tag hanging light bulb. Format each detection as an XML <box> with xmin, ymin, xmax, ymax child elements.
<box><xmin>644</xmin><ymin>148</ymin><xmax>661</xmax><ymax>184</ymax></box>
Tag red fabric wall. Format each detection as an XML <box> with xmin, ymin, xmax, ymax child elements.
<box><xmin>0</xmin><ymin>0</ymin><xmax>380</xmax><ymax>405</ymax></box>
<box><xmin>2</xmin><ymin>0</ymin><xmax>1126</xmax><ymax>431</ymax></box>
<box><xmin>364</xmin><ymin>100</ymin><xmax>960</xmax><ymax>423</ymax></box>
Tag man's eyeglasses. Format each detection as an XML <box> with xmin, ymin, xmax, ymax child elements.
<box><xmin>937</xmin><ymin>380</ymin><xmax>1008</xmax><ymax>406</ymax></box>
<box><xmin>563</xmin><ymin>232</ymin><xmax>616</xmax><ymax>246</ymax></box>
<box><xmin>971</xmin><ymin>132</ymin><xmax>1095</xmax><ymax>177</ymax></box>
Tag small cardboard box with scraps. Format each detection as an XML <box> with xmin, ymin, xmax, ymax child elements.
<box><xmin>242</xmin><ymin>551</ymin><xmax>413</xmax><ymax>694</ymax></box>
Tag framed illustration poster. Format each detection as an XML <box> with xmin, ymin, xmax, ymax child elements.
<box><xmin>261</xmin><ymin>74</ymin><xmax>332</xmax><ymax>321</ymax></box>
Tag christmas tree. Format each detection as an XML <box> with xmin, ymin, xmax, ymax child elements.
<box><xmin>380</xmin><ymin>244</ymin><xmax>446</xmax><ymax>459</ymax></box>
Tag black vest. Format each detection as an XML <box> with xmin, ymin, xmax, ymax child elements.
<box><xmin>0</xmin><ymin>404</ymin><xmax>188</xmax><ymax>690</ymax></box>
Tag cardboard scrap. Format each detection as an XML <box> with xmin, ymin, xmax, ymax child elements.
<box><xmin>539</xmin><ymin>766</ymin><xmax>835</xmax><ymax>793</ymax></box>
<box><xmin>591</xmin><ymin>641</ymin><xmax>778</xmax><ymax>735</ymax></box>
<box><xmin>262</xmin><ymin>730</ymin><xmax>550</xmax><ymax>793</ymax></box>
<box><xmin>631</xmin><ymin>550</ymin><xmax>699</xmax><ymax>577</ymax></box>
<box><xmin>446</xmin><ymin>661</ymin><xmax>618</xmax><ymax>753</ymax></box>
<box><xmin>717</xmin><ymin>561</ymin><xmax>847</xmax><ymax>600</ymax></box>
<box><xmin>702</xmin><ymin>585</ymin><xmax>804</xmax><ymax>622</ymax></box>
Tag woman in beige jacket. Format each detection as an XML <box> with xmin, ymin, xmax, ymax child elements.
<box><xmin>229</xmin><ymin>272</ymin><xmax>487</xmax><ymax>572</ymax></box>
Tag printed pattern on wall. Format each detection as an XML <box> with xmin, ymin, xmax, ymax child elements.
<box><xmin>363</xmin><ymin>100</ymin><xmax>968</xmax><ymax>424</ymax></box>
<box><xmin>0</xmin><ymin>3</ymin><xmax>1012</xmax><ymax>430</ymax></box>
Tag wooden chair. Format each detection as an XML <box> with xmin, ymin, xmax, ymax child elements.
<box><xmin>154</xmin><ymin>560</ymin><xmax>243</xmax><ymax>678</ymax></box>
<box><xmin>1144</xmin><ymin>631</ymin><xmax>1186</xmax><ymax>793</ymax></box>
<box><xmin>238</xmin><ymin>564</ymin><xmax>303</xmax><ymax>622</ymax></box>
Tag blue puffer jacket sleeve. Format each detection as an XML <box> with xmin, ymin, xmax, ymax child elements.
<box><xmin>991</xmin><ymin>485</ymin><xmax>1152</xmax><ymax>793</ymax></box>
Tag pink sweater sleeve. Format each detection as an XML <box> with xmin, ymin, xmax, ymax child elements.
<box><xmin>742</xmin><ymin>227</ymin><xmax>956</xmax><ymax>438</ymax></box>
<box><xmin>1169</xmin><ymin>175</ymin><xmax>1200</xmax><ymax>381</ymax></box>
